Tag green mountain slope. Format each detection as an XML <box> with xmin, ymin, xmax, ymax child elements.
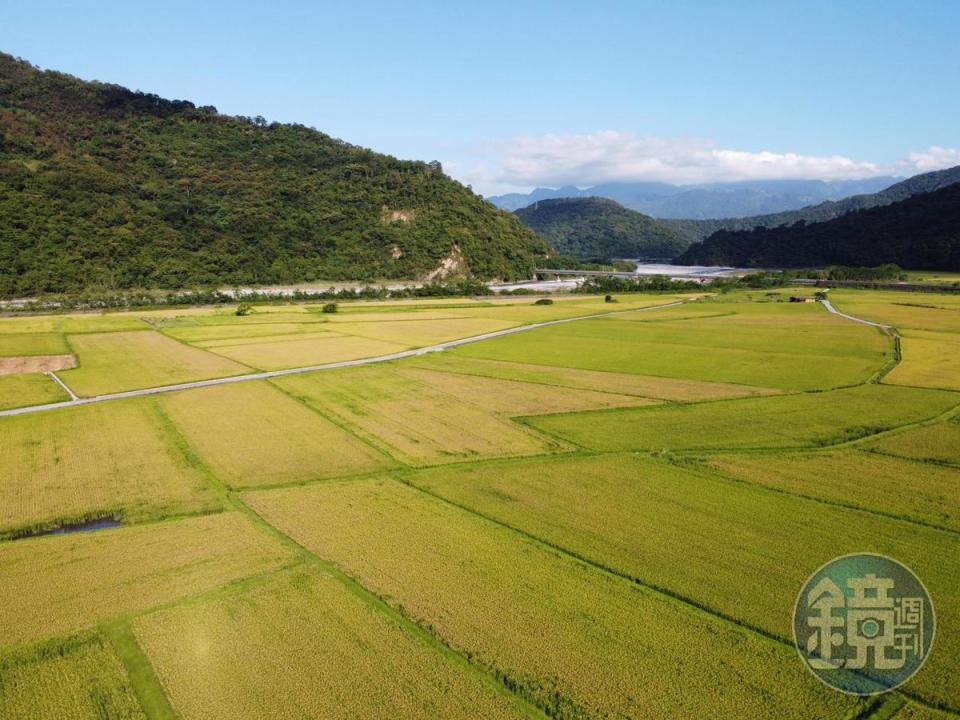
<box><xmin>663</xmin><ymin>165</ymin><xmax>960</xmax><ymax>243</ymax></box>
<box><xmin>0</xmin><ymin>53</ymin><xmax>547</xmax><ymax>297</ymax></box>
<box><xmin>514</xmin><ymin>197</ymin><xmax>688</xmax><ymax>261</ymax></box>
<box><xmin>675</xmin><ymin>183</ymin><xmax>960</xmax><ymax>269</ymax></box>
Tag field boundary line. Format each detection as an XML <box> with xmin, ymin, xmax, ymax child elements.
<box><xmin>0</xmin><ymin>300</ymin><xmax>685</xmax><ymax>418</ymax></box>
<box><xmin>230</xmin><ymin>493</ymin><xmax>551</xmax><ymax>720</ymax></box>
<box><xmin>397</xmin><ymin>476</ymin><xmax>958</xmax><ymax>717</ymax></box>
<box><xmin>46</xmin><ymin>369</ymin><xmax>78</xmax><ymax>401</ymax></box>
<box><xmin>102</xmin><ymin>620</ymin><xmax>179</xmax><ymax>720</ymax></box>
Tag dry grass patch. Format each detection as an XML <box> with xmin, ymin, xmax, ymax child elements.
<box><xmin>0</xmin><ymin>399</ymin><xmax>219</xmax><ymax>537</ymax></box>
<box><xmin>0</xmin><ymin>636</ymin><xmax>144</xmax><ymax>720</ymax></box>
<box><xmin>60</xmin><ymin>331</ymin><xmax>249</xmax><ymax>396</ymax></box>
<box><xmin>134</xmin><ymin>569</ymin><xmax>527</xmax><ymax>720</ymax></box>
<box><xmin>0</xmin><ymin>512</ymin><xmax>296</xmax><ymax>647</ymax></box>
<box><xmin>159</xmin><ymin>382</ymin><xmax>394</xmax><ymax>488</ymax></box>
<box><xmin>273</xmin><ymin>366</ymin><xmax>565</xmax><ymax>465</ymax></box>
<box><xmin>207</xmin><ymin>334</ymin><xmax>407</xmax><ymax>370</ymax></box>
<box><xmin>245</xmin><ymin>480</ymin><xmax>860</xmax><ymax>720</ymax></box>
<box><xmin>407</xmin><ymin>354</ymin><xmax>779</xmax><ymax>400</ymax></box>
<box><xmin>0</xmin><ymin>373</ymin><xmax>68</xmax><ymax>411</ymax></box>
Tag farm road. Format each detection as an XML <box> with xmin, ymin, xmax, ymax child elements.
<box><xmin>0</xmin><ymin>301</ymin><xmax>684</xmax><ymax>418</ymax></box>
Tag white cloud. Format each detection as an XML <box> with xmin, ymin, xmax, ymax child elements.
<box><xmin>907</xmin><ymin>146</ymin><xmax>960</xmax><ymax>173</ymax></box>
<box><xmin>485</xmin><ymin>131</ymin><xmax>883</xmax><ymax>188</ymax></box>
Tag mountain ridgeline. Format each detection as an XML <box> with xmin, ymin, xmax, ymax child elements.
<box><xmin>675</xmin><ymin>182</ymin><xmax>960</xmax><ymax>270</ymax></box>
<box><xmin>0</xmin><ymin>53</ymin><xmax>548</xmax><ymax>297</ymax></box>
<box><xmin>662</xmin><ymin>165</ymin><xmax>960</xmax><ymax>243</ymax></box>
<box><xmin>514</xmin><ymin>197</ymin><xmax>687</xmax><ymax>261</ymax></box>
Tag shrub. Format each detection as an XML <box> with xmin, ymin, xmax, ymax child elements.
<box><xmin>235</xmin><ymin>303</ymin><xmax>253</xmax><ymax>316</ymax></box>
<box><xmin>534</xmin><ymin>298</ymin><xmax>554</xmax><ymax>305</ymax></box>
<box><xmin>321</xmin><ymin>303</ymin><xmax>338</xmax><ymax>313</ymax></box>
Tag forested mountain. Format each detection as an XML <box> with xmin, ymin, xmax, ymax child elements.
<box><xmin>515</xmin><ymin>197</ymin><xmax>687</xmax><ymax>261</ymax></box>
<box><xmin>488</xmin><ymin>177</ymin><xmax>898</xmax><ymax>218</ymax></box>
<box><xmin>0</xmin><ymin>53</ymin><xmax>547</xmax><ymax>297</ymax></box>
<box><xmin>663</xmin><ymin>165</ymin><xmax>960</xmax><ymax>242</ymax></box>
<box><xmin>675</xmin><ymin>183</ymin><xmax>960</xmax><ymax>270</ymax></box>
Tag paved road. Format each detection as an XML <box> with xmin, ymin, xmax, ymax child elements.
<box><xmin>820</xmin><ymin>299</ymin><xmax>892</xmax><ymax>330</ymax></box>
<box><xmin>0</xmin><ymin>301</ymin><xmax>684</xmax><ymax>418</ymax></box>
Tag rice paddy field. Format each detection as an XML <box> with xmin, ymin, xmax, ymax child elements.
<box><xmin>0</xmin><ymin>287</ymin><xmax>958</xmax><ymax>719</ymax></box>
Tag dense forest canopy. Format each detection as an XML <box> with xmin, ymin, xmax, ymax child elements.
<box><xmin>675</xmin><ymin>183</ymin><xmax>960</xmax><ymax>270</ymax></box>
<box><xmin>0</xmin><ymin>53</ymin><xmax>548</xmax><ymax>297</ymax></box>
<box><xmin>662</xmin><ymin>165</ymin><xmax>960</xmax><ymax>243</ymax></box>
<box><xmin>514</xmin><ymin>197</ymin><xmax>688</xmax><ymax>261</ymax></box>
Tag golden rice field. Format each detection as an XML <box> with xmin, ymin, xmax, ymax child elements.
<box><xmin>0</xmin><ymin>289</ymin><xmax>958</xmax><ymax>719</ymax></box>
<box><xmin>0</xmin><ymin>399</ymin><xmax>220</xmax><ymax>537</ymax></box>
<box><xmin>133</xmin><ymin>569</ymin><xmax>530</xmax><ymax>719</ymax></box>
<box><xmin>402</xmin><ymin>453</ymin><xmax>960</xmax><ymax>709</ymax></box>
<box><xmin>158</xmin><ymin>381</ymin><xmax>394</xmax><ymax>488</ymax></box>
<box><xmin>0</xmin><ymin>636</ymin><xmax>144</xmax><ymax>720</ymax></box>
<box><xmin>702</xmin><ymin>449</ymin><xmax>960</xmax><ymax>530</ymax></box>
<box><xmin>0</xmin><ymin>513</ymin><xmax>295</xmax><ymax>647</ymax></box>
<box><xmin>886</xmin><ymin>329</ymin><xmax>960</xmax><ymax>390</ymax></box>
<box><xmin>863</xmin><ymin>419</ymin><xmax>960</xmax><ymax>465</ymax></box>
<box><xmin>59</xmin><ymin>330</ymin><xmax>249</xmax><ymax>396</ymax></box>
<box><xmin>524</xmin><ymin>383</ymin><xmax>959</xmax><ymax>451</ymax></box>
<box><xmin>0</xmin><ymin>372</ymin><xmax>67</xmax><ymax>410</ymax></box>
<box><xmin>272</xmin><ymin>366</ymin><xmax>570</xmax><ymax>465</ymax></box>
<box><xmin>0</xmin><ymin>331</ymin><xmax>70</xmax><ymax>356</ymax></box>
<box><xmin>245</xmin><ymin>479</ymin><xmax>862</xmax><ymax>719</ymax></box>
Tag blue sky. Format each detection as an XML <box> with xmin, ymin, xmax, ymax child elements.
<box><xmin>3</xmin><ymin>0</ymin><xmax>958</xmax><ymax>194</ymax></box>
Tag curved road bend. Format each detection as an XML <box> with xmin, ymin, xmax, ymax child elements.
<box><xmin>0</xmin><ymin>301</ymin><xmax>685</xmax><ymax>418</ymax></box>
<box><xmin>820</xmin><ymin>298</ymin><xmax>892</xmax><ymax>330</ymax></box>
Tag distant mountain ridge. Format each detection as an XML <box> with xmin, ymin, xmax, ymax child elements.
<box><xmin>488</xmin><ymin>177</ymin><xmax>900</xmax><ymax>218</ymax></box>
<box><xmin>0</xmin><ymin>53</ymin><xmax>547</xmax><ymax>297</ymax></box>
<box><xmin>662</xmin><ymin>165</ymin><xmax>960</xmax><ymax>242</ymax></box>
<box><xmin>675</xmin><ymin>182</ymin><xmax>960</xmax><ymax>270</ymax></box>
<box><xmin>514</xmin><ymin>197</ymin><xmax>687</xmax><ymax>261</ymax></box>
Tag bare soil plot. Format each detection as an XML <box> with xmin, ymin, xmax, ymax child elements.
<box><xmin>134</xmin><ymin>569</ymin><xmax>528</xmax><ymax>720</ymax></box>
<box><xmin>0</xmin><ymin>354</ymin><xmax>75</xmax><ymax>374</ymax></box>
<box><xmin>159</xmin><ymin>381</ymin><xmax>394</xmax><ymax>488</ymax></box>
<box><xmin>59</xmin><ymin>330</ymin><xmax>249</xmax><ymax>396</ymax></box>
<box><xmin>0</xmin><ymin>512</ymin><xmax>296</xmax><ymax>647</ymax></box>
<box><xmin>244</xmin><ymin>480</ymin><xmax>860</xmax><ymax>720</ymax></box>
<box><xmin>0</xmin><ymin>399</ymin><xmax>220</xmax><ymax>537</ymax></box>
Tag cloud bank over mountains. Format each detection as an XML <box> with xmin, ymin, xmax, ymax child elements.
<box><xmin>452</xmin><ymin>131</ymin><xmax>960</xmax><ymax>194</ymax></box>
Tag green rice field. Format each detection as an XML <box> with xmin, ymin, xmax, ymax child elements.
<box><xmin>0</xmin><ymin>288</ymin><xmax>957</xmax><ymax>719</ymax></box>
